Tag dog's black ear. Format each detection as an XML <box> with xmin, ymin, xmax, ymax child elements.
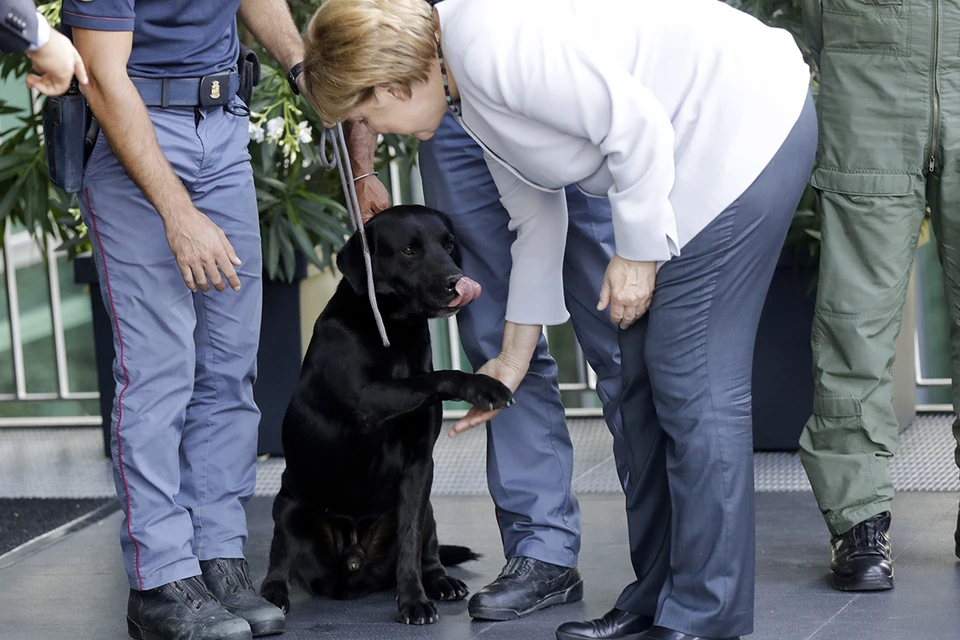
<box><xmin>336</xmin><ymin>230</ymin><xmax>367</xmax><ymax>295</ymax></box>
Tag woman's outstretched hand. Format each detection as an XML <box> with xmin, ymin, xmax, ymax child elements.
<box><xmin>448</xmin><ymin>321</ymin><xmax>542</xmax><ymax>437</ymax></box>
<box><xmin>448</xmin><ymin>355</ymin><xmax>528</xmax><ymax>437</ymax></box>
<box><xmin>598</xmin><ymin>255</ymin><xmax>657</xmax><ymax>329</ymax></box>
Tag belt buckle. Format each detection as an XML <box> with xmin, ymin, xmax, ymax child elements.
<box><xmin>199</xmin><ymin>72</ymin><xmax>231</xmax><ymax>107</ymax></box>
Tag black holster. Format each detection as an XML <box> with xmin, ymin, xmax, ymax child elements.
<box><xmin>237</xmin><ymin>43</ymin><xmax>261</xmax><ymax>108</ymax></box>
<box><xmin>42</xmin><ymin>81</ymin><xmax>99</xmax><ymax>194</ymax></box>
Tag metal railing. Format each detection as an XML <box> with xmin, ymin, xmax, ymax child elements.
<box><xmin>0</xmin><ymin>226</ymin><xmax>100</xmax><ymax>427</ymax></box>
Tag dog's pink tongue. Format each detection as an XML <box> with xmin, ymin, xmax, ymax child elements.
<box><xmin>449</xmin><ymin>276</ymin><xmax>482</xmax><ymax>308</ymax></box>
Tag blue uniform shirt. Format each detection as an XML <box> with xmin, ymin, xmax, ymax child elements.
<box><xmin>62</xmin><ymin>0</ymin><xmax>241</xmax><ymax>78</ymax></box>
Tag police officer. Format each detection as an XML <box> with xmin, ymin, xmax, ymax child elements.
<box><xmin>344</xmin><ymin>5</ymin><xmax>625</xmax><ymax>625</ymax></box>
<box><xmin>63</xmin><ymin>1</ymin><xmax>306</xmax><ymax>638</ymax></box>
<box><xmin>798</xmin><ymin>0</ymin><xmax>960</xmax><ymax>591</ymax></box>
<box><xmin>0</xmin><ymin>0</ymin><xmax>87</xmax><ymax>95</ymax></box>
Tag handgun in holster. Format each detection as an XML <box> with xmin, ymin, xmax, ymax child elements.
<box><xmin>41</xmin><ymin>22</ymin><xmax>98</xmax><ymax>194</ymax></box>
<box><xmin>43</xmin><ymin>79</ymin><xmax>99</xmax><ymax>194</ymax></box>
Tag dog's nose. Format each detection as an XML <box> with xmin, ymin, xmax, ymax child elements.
<box><xmin>445</xmin><ymin>274</ymin><xmax>462</xmax><ymax>291</ymax></box>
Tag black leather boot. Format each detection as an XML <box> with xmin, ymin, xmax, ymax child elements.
<box><xmin>556</xmin><ymin>607</ymin><xmax>654</xmax><ymax>640</ymax></box>
<box><xmin>468</xmin><ymin>556</ymin><xmax>583</xmax><ymax>620</ymax></box>
<box><xmin>127</xmin><ymin>575</ymin><xmax>252</xmax><ymax>640</ymax></box>
<box><xmin>830</xmin><ymin>511</ymin><xmax>894</xmax><ymax>591</ymax></box>
<box><xmin>200</xmin><ymin>558</ymin><xmax>285</xmax><ymax>637</ymax></box>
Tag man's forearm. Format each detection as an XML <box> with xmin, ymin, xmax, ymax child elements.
<box><xmin>238</xmin><ymin>0</ymin><xmax>304</xmax><ymax>71</ymax></box>
<box><xmin>83</xmin><ymin>77</ymin><xmax>192</xmax><ymax>222</ymax></box>
<box><xmin>343</xmin><ymin>119</ymin><xmax>378</xmax><ymax>176</ymax></box>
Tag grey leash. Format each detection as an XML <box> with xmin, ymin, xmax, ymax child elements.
<box><xmin>319</xmin><ymin>124</ymin><xmax>391</xmax><ymax>348</ymax></box>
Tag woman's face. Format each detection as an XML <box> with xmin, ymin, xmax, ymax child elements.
<box><xmin>347</xmin><ymin>77</ymin><xmax>448</xmax><ymax>141</ymax></box>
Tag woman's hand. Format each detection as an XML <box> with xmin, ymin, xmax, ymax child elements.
<box><xmin>448</xmin><ymin>321</ymin><xmax>542</xmax><ymax>437</ymax></box>
<box><xmin>598</xmin><ymin>255</ymin><xmax>657</xmax><ymax>329</ymax></box>
<box><xmin>448</xmin><ymin>356</ymin><xmax>528</xmax><ymax>437</ymax></box>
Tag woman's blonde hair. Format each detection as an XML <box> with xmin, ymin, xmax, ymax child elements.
<box><xmin>303</xmin><ymin>0</ymin><xmax>437</xmax><ymax>124</ymax></box>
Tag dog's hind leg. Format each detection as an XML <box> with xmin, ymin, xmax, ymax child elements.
<box><xmin>395</xmin><ymin>460</ymin><xmax>438</xmax><ymax>624</ymax></box>
<box><xmin>260</xmin><ymin>485</ymin><xmax>302</xmax><ymax>613</ymax></box>
<box><xmin>421</xmin><ymin>500</ymin><xmax>469</xmax><ymax>602</ymax></box>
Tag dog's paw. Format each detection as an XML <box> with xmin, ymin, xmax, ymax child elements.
<box><xmin>397</xmin><ymin>597</ymin><xmax>439</xmax><ymax>625</ymax></box>
<box><xmin>260</xmin><ymin>581</ymin><xmax>291</xmax><ymax>614</ymax></box>
<box><xmin>460</xmin><ymin>374</ymin><xmax>516</xmax><ymax>412</ymax></box>
<box><xmin>424</xmin><ymin>574</ymin><xmax>469</xmax><ymax>601</ymax></box>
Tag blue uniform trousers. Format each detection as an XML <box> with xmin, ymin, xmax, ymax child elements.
<box><xmin>80</xmin><ymin>100</ymin><xmax>262</xmax><ymax>590</ymax></box>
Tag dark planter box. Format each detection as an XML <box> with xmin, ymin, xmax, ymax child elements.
<box><xmin>75</xmin><ymin>254</ymin><xmax>304</xmax><ymax>458</ymax></box>
<box><xmin>751</xmin><ymin>263</ymin><xmax>817</xmax><ymax>451</ymax></box>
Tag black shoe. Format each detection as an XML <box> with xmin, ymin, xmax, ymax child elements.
<box><xmin>639</xmin><ymin>626</ymin><xmax>740</xmax><ymax>640</ymax></box>
<box><xmin>127</xmin><ymin>575</ymin><xmax>252</xmax><ymax>640</ymax></box>
<box><xmin>201</xmin><ymin>558</ymin><xmax>285</xmax><ymax>637</ymax></box>
<box><xmin>830</xmin><ymin>511</ymin><xmax>894</xmax><ymax>591</ymax></box>
<box><xmin>468</xmin><ymin>556</ymin><xmax>583</xmax><ymax>621</ymax></box>
<box><xmin>556</xmin><ymin>607</ymin><xmax>654</xmax><ymax>640</ymax></box>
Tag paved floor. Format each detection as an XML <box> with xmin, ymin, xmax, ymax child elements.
<box><xmin>1</xmin><ymin>491</ymin><xmax>959</xmax><ymax>640</ymax></box>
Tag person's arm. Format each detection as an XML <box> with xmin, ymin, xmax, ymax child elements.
<box><xmin>344</xmin><ymin>119</ymin><xmax>391</xmax><ymax>222</ymax></box>
<box><xmin>484</xmin><ymin>153</ymin><xmax>571</xmax><ymax>326</ymax></box>
<box><xmin>73</xmin><ymin>28</ymin><xmax>242</xmax><ymax>292</ymax></box>
<box><xmin>237</xmin><ymin>0</ymin><xmax>304</xmax><ymax>83</ymax></box>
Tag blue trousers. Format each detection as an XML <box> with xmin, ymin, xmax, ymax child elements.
<box><xmin>419</xmin><ymin>112</ymin><xmax>623</xmax><ymax>567</ymax></box>
<box><xmin>614</xmin><ymin>94</ymin><xmax>817</xmax><ymax>637</ymax></box>
<box><xmin>80</xmin><ymin>101</ymin><xmax>262</xmax><ymax>590</ymax></box>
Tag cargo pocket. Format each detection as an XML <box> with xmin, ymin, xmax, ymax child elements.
<box><xmin>820</xmin><ymin>0</ymin><xmax>908</xmax><ymax>57</ymax></box>
<box><xmin>809</xmin><ymin>395</ymin><xmax>864</xmax><ymax>450</ymax></box>
<box><xmin>811</xmin><ymin>168</ymin><xmax>913</xmax><ymax>197</ymax></box>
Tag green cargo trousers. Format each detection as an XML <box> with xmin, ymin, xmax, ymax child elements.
<box><xmin>798</xmin><ymin>0</ymin><xmax>960</xmax><ymax>537</ymax></box>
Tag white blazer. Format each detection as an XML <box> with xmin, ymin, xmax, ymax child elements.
<box><xmin>434</xmin><ymin>0</ymin><xmax>811</xmax><ymax>325</ymax></box>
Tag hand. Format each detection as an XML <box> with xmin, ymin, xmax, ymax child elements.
<box><xmin>25</xmin><ymin>29</ymin><xmax>88</xmax><ymax>96</ymax></box>
<box><xmin>448</xmin><ymin>356</ymin><xmax>527</xmax><ymax>437</ymax></box>
<box><xmin>598</xmin><ymin>255</ymin><xmax>657</xmax><ymax>329</ymax></box>
<box><xmin>355</xmin><ymin>175</ymin><xmax>391</xmax><ymax>223</ymax></box>
<box><xmin>163</xmin><ymin>209</ymin><xmax>243</xmax><ymax>292</ymax></box>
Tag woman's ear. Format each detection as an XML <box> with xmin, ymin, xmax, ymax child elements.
<box><xmin>381</xmin><ymin>84</ymin><xmax>412</xmax><ymax>102</ymax></box>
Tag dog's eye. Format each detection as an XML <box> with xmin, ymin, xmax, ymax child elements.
<box><xmin>402</xmin><ymin>246</ymin><xmax>418</xmax><ymax>256</ymax></box>
<box><xmin>444</xmin><ymin>239</ymin><xmax>456</xmax><ymax>252</ymax></box>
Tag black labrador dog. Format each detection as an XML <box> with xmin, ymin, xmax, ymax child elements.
<box><xmin>260</xmin><ymin>205</ymin><xmax>514</xmax><ymax>624</ymax></box>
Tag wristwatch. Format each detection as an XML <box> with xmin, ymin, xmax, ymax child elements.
<box><xmin>287</xmin><ymin>61</ymin><xmax>304</xmax><ymax>95</ymax></box>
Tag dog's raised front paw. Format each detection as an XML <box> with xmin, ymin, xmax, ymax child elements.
<box><xmin>424</xmin><ymin>573</ymin><xmax>469</xmax><ymax>601</ymax></box>
<box><xmin>397</xmin><ymin>597</ymin><xmax>439</xmax><ymax>625</ymax></box>
<box><xmin>460</xmin><ymin>374</ymin><xmax>515</xmax><ymax>411</ymax></box>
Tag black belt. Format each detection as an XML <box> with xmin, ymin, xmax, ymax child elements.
<box><xmin>131</xmin><ymin>71</ymin><xmax>240</xmax><ymax>108</ymax></box>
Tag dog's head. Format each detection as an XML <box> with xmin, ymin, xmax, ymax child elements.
<box><xmin>335</xmin><ymin>205</ymin><xmax>481</xmax><ymax>320</ymax></box>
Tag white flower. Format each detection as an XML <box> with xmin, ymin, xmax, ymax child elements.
<box><xmin>302</xmin><ymin>155</ymin><xmax>312</xmax><ymax>168</ymax></box>
<box><xmin>248</xmin><ymin>121</ymin><xmax>265</xmax><ymax>143</ymax></box>
<box><xmin>296</xmin><ymin>121</ymin><xmax>313</xmax><ymax>144</ymax></box>
<box><xmin>265</xmin><ymin>117</ymin><xmax>285</xmax><ymax>141</ymax></box>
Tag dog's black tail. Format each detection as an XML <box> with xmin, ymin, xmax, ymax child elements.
<box><xmin>438</xmin><ymin>545</ymin><xmax>481</xmax><ymax>566</ymax></box>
